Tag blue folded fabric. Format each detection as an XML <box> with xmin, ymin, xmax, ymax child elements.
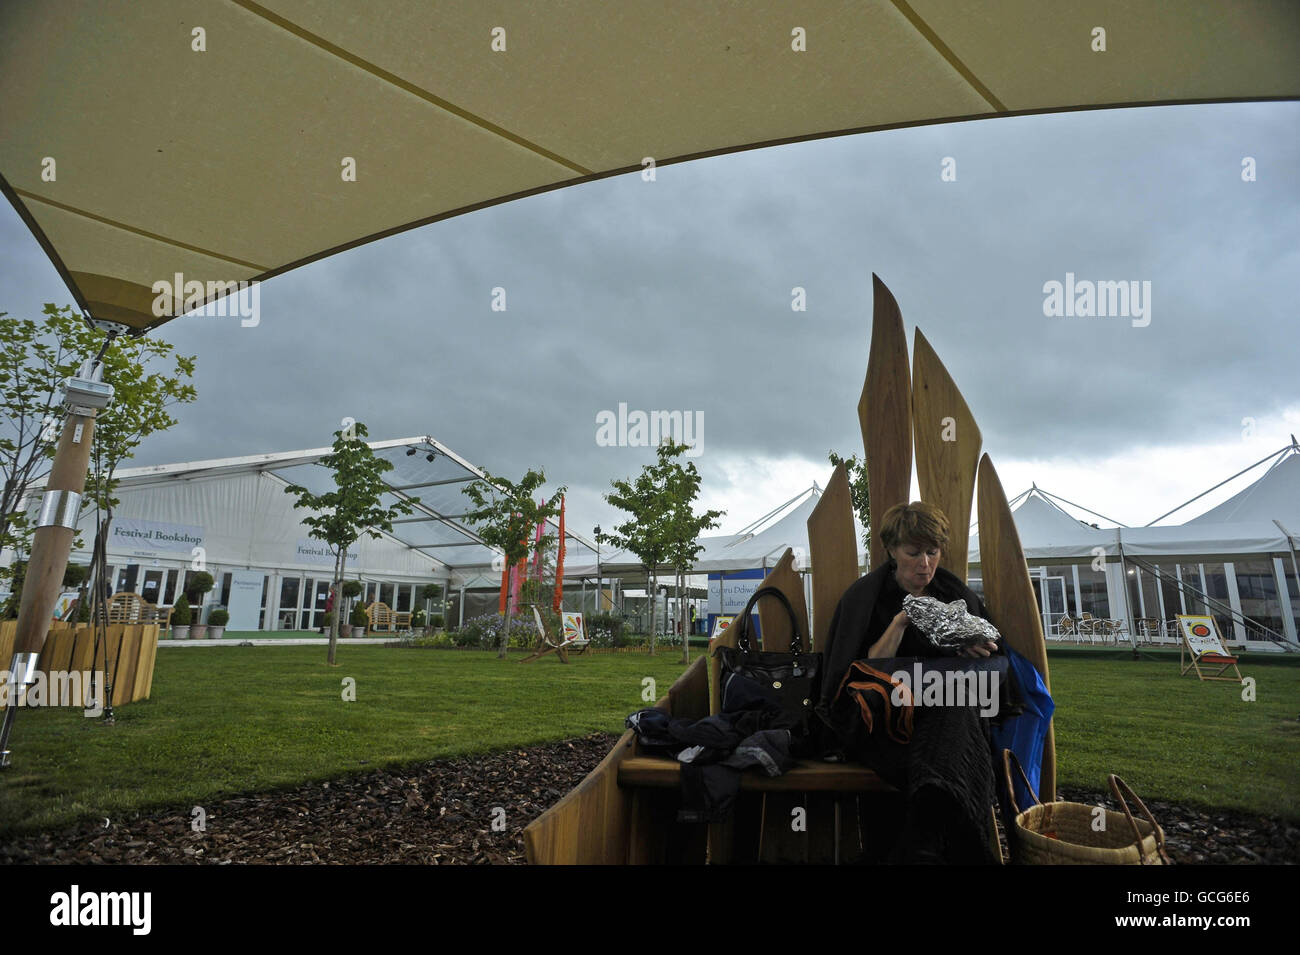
<box><xmin>989</xmin><ymin>646</ymin><xmax>1056</xmax><ymax>810</ymax></box>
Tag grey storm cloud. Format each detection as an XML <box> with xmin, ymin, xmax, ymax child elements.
<box><xmin>2</xmin><ymin>100</ymin><xmax>1297</xmax><ymax>533</ymax></box>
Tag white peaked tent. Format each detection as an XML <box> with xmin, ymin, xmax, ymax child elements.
<box><xmin>567</xmin><ymin>485</ymin><xmax>867</xmax><ymax>578</ymax></box>
<box><xmin>968</xmin><ymin>488</ymin><xmax>1119</xmax><ymax>564</ymax></box>
<box><xmin>967</xmin><ymin>445</ymin><xmax>1300</xmax><ymax>564</ymax></box>
<box><xmin>1185</xmin><ymin>445</ymin><xmax>1300</xmax><ymax>530</ymax></box>
<box><xmin>1120</xmin><ymin>443</ymin><xmax>1300</xmax><ymax>560</ymax></box>
<box><xmin>965</xmin><ymin>445</ymin><xmax>1300</xmax><ymax>648</ymax></box>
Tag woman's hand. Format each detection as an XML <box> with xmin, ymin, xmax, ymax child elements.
<box><xmin>867</xmin><ymin>611</ymin><xmax>912</xmax><ymax>658</ymax></box>
<box><xmin>957</xmin><ymin>639</ymin><xmax>998</xmax><ymax>658</ymax></box>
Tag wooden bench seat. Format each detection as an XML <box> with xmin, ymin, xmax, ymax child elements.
<box><xmin>618</xmin><ymin>755</ymin><xmax>893</xmax><ymax>793</ymax></box>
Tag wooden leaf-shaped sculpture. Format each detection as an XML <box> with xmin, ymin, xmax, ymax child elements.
<box><xmin>807</xmin><ymin>463</ymin><xmax>861</xmax><ymax>655</ymax></box>
<box><xmin>912</xmin><ymin>328</ymin><xmax>982</xmax><ymax>580</ymax></box>
<box><xmin>977</xmin><ymin>453</ymin><xmax>1056</xmax><ymax>800</ymax></box>
<box><xmin>860</xmin><ymin>274</ymin><xmax>912</xmax><ymax>570</ymax></box>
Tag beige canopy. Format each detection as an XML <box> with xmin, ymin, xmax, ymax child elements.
<box><xmin>2</xmin><ymin>0</ymin><xmax>1297</xmax><ymax>331</ymax></box>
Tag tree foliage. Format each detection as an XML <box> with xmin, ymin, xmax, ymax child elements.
<box><xmin>600</xmin><ymin>441</ymin><xmax>722</xmax><ymax>656</ymax></box>
<box><xmin>828</xmin><ymin>449</ymin><xmax>871</xmax><ymax>554</ymax></box>
<box><xmin>283</xmin><ymin>422</ymin><xmax>417</xmax><ymax>663</ymax></box>
<box><xmin>0</xmin><ymin>304</ymin><xmax>196</xmax><ymax>586</ymax></box>
<box><xmin>460</xmin><ymin>468</ymin><xmax>565</xmax><ymax>658</ymax></box>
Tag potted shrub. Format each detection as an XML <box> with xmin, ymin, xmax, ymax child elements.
<box><xmin>171</xmin><ymin>595</ymin><xmax>191</xmax><ymax>640</ymax></box>
<box><xmin>208</xmin><ymin>607</ymin><xmax>229</xmax><ymax>639</ymax></box>
<box><xmin>431</xmin><ymin>613</ymin><xmax>445</xmax><ymax>632</ymax></box>
<box><xmin>321</xmin><ymin>610</ymin><xmax>335</xmax><ymax>636</ymax></box>
<box><xmin>411</xmin><ymin>607</ymin><xmax>426</xmax><ymax>632</ymax></box>
<box><xmin>349</xmin><ymin>603</ymin><xmax>368</xmax><ymax>638</ymax></box>
<box><xmin>340</xmin><ymin>580</ymin><xmax>364</xmax><ymax>634</ymax></box>
<box><xmin>187</xmin><ymin>572</ymin><xmax>215</xmax><ymax>638</ymax></box>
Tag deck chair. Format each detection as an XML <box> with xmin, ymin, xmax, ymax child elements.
<box><xmin>520</xmin><ymin>605</ymin><xmax>578</xmax><ymax>663</ymax></box>
<box><xmin>1176</xmin><ymin>615</ymin><xmax>1243</xmax><ymax>683</ymax></box>
<box><xmin>559</xmin><ymin>612</ymin><xmax>591</xmax><ymax>655</ymax></box>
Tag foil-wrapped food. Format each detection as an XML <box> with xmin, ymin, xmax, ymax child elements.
<box><xmin>902</xmin><ymin>594</ymin><xmax>1002</xmax><ymax>650</ymax></box>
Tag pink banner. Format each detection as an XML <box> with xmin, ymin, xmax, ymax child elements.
<box><xmin>532</xmin><ymin>498</ymin><xmax>545</xmax><ymax>582</ymax></box>
<box><xmin>553</xmin><ymin>496</ymin><xmax>566</xmax><ymax>613</ymax></box>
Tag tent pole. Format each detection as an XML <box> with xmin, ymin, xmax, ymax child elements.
<box><xmin>1116</xmin><ymin>534</ymin><xmax>1139</xmax><ymax>659</ymax></box>
<box><xmin>2</xmin><ymin>348</ymin><xmax>114</xmax><ymax>768</ymax></box>
<box><xmin>1273</xmin><ymin>520</ymin><xmax>1300</xmax><ymax>587</ymax></box>
<box><xmin>1144</xmin><ymin>443</ymin><xmax>1292</xmax><ymax>526</ymax></box>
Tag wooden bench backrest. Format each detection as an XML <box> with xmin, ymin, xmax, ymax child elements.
<box><xmin>107</xmin><ymin>592</ymin><xmax>146</xmax><ymax>624</ymax></box>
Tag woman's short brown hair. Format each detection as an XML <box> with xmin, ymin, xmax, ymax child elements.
<box><xmin>877</xmin><ymin>500</ymin><xmax>950</xmax><ymax>553</ymax></box>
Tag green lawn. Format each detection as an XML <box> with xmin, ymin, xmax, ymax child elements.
<box><xmin>0</xmin><ymin>646</ymin><xmax>1296</xmax><ymax>835</ymax></box>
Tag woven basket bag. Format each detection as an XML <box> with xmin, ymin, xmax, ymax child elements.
<box><xmin>1003</xmin><ymin>750</ymin><xmax>1170</xmax><ymax>865</ymax></box>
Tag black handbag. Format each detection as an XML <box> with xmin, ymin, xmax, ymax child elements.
<box><xmin>716</xmin><ymin>586</ymin><xmax>822</xmax><ymax>739</ymax></box>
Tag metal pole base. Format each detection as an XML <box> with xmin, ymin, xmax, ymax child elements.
<box><xmin>0</xmin><ymin>652</ymin><xmax>41</xmax><ymax>770</ymax></box>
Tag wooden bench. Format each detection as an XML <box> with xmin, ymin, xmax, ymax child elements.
<box><xmin>365</xmin><ymin>601</ymin><xmax>395</xmax><ymax>634</ymax></box>
<box><xmin>618</xmin><ymin>756</ymin><xmax>892</xmax><ymax>793</ymax></box>
<box><xmin>524</xmin><ymin>279</ymin><xmax>1056</xmax><ymax>864</ymax></box>
<box><xmin>108</xmin><ymin>592</ymin><xmax>172</xmax><ymax>630</ymax></box>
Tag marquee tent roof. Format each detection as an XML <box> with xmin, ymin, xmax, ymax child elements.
<box><xmin>24</xmin><ymin>435</ymin><xmax>597</xmax><ymax>587</ymax></box>
<box><xmin>968</xmin><ymin>488</ymin><xmax>1117</xmax><ymax>563</ymax></box>
<box><xmin>3</xmin><ymin>1</ymin><xmax>1297</xmax><ymax>332</ymax></box>
<box><xmin>968</xmin><ymin>445</ymin><xmax>1300</xmax><ymax>565</ymax></box>
<box><xmin>1184</xmin><ymin>445</ymin><xmax>1300</xmax><ymax>529</ymax></box>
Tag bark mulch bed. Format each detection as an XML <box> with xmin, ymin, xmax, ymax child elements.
<box><xmin>1</xmin><ymin>733</ymin><xmax>1295</xmax><ymax>864</ymax></box>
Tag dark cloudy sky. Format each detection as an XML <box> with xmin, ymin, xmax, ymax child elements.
<box><xmin>3</xmin><ymin>100</ymin><xmax>1297</xmax><ymax>539</ymax></box>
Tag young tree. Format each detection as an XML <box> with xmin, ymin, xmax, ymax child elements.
<box><xmin>460</xmin><ymin>468</ymin><xmax>566</xmax><ymax>659</ymax></box>
<box><xmin>829</xmin><ymin>450</ymin><xmax>871</xmax><ymax>560</ymax></box>
<box><xmin>283</xmin><ymin>423</ymin><xmax>417</xmax><ymax>665</ymax></box>
<box><xmin>660</xmin><ymin>443</ymin><xmax>724</xmax><ymax>664</ymax></box>
<box><xmin>600</xmin><ymin>441</ymin><xmax>720</xmax><ymax>656</ymax></box>
<box><xmin>0</xmin><ymin>306</ymin><xmax>99</xmax><ymax>581</ymax></box>
<box><xmin>1</xmin><ymin>304</ymin><xmax>196</xmax><ymax>609</ymax></box>
<box><xmin>82</xmin><ymin>322</ymin><xmax>197</xmax><ymax>518</ymax></box>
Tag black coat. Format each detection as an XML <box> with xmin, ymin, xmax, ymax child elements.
<box><xmin>813</xmin><ymin>561</ymin><xmax>1004</xmax><ymax>863</ymax></box>
<box><xmin>816</xmin><ymin>562</ymin><xmax>990</xmax><ymax>721</ymax></box>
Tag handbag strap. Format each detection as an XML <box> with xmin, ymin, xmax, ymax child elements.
<box><xmin>1108</xmin><ymin>774</ymin><xmax>1171</xmax><ymax>865</ymax></box>
<box><xmin>734</xmin><ymin>585</ymin><xmax>806</xmax><ymax>655</ymax></box>
<box><xmin>1001</xmin><ymin>748</ymin><xmax>1043</xmax><ymax>816</ymax></box>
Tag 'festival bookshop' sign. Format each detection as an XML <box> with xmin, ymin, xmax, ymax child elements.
<box><xmin>110</xmin><ymin>519</ymin><xmax>205</xmax><ymax>556</ymax></box>
<box><xmin>294</xmin><ymin>539</ymin><xmax>358</xmax><ymax>565</ymax></box>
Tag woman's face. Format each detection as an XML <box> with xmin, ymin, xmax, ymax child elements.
<box><xmin>890</xmin><ymin>539</ymin><xmax>941</xmax><ymax>594</ymax></box>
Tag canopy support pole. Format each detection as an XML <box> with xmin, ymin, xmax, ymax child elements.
<box><xmin>2</xmin><ymin>333</ymin><xmax>116</xmax><ymax>767</ymax></box>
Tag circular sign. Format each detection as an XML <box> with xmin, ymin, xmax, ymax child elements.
<box><xmin>1191</xmin><ymin>623</ymin><xmax>1211</xmax><ymax>637</ymax></box>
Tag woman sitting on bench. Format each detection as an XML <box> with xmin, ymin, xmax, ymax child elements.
<box><xmin>817</xmin><ymin>501</ymin><xmax>1002</xmax><ymax>864</ymax></box>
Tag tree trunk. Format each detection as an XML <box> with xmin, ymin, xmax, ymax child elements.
<box><xmin>678</xmin><ymin>569</ymin><xmax>689</xmax><ymax>665</ymax></box>
<box><xmin>328</xmin><ymin>546</ymin><xmax>345</xmax><ymax>666</ymax></box>
<box><xmin>499</xmin><ymin>562</ymin><xmax>513</xmax><ymax>659</ymax></box>
<box><xmin>648</xmin><ymin>569</ymin><xmax>656</xmax><ymax>656</ymax></box>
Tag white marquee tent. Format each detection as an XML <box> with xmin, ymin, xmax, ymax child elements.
<box><xmin>12</xmin><ymin>435</ymin><xmax>597</xmax><ymax>630</ymax></box>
